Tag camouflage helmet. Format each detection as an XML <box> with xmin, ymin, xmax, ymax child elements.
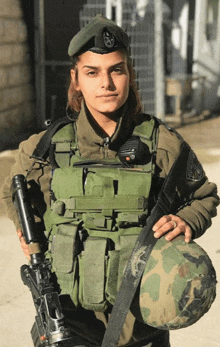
<box><xmin>132</xmin><ymin>235</ymin><xmax>216</xmax><ymax>330</ymax></box>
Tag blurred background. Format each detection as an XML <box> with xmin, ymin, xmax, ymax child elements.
<box><xmin>1</xmin><ymin>0</ymin><xmax>220</xmax><ymax>149</ymax></box>
<box><xmin>0</xmin><ymin>1</ymin><xmax>220</xmax><ymax>346</ymax></box>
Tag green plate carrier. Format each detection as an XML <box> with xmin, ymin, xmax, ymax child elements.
<box><xmin>44</xmin><ymin>117</ymin><xmax>158</xmax><ymax>311</ymax></box>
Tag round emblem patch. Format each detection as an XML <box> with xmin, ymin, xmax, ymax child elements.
<box><xmin>186</xmin><ymin>150</ymin><xmax>204</xmax><ymax>181</ymax></box>
<box><xmin>103</xmin><ymin>30</ymin><xmax>115</xmax><ymax>48</ymax></box>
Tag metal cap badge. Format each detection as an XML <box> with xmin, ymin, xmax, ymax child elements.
<box><xmin>103</xmin><ymin>30</ymin><xmax>115</xmax><ymax>48</ymax></box>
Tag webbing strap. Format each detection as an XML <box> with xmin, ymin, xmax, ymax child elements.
<box><xmin>31</xmin><ymin>115</ymin><xmax>77</xmax><ymax>161</ymax></box>
<box><xmin>101</xmin><ymin>141</ymin><xmax>191</xmax><ymax>347</ymax></box>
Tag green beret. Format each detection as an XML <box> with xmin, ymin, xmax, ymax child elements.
<box><xmin>68</xmin><ymin>14</ymin><xmax>129</xmax><ymax>56</ymax></box>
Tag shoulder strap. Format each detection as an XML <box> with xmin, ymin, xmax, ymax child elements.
<box><xmin>101</xmin><ymin>141</ymin><xmax>191</xmax><ymax>347</ymax></box>
<box><xmin>132</xmin><ymin>114</ymin><xmax>159</xmax><ymax>171</ymax></box>
<box><xmin>31</xmin><ymin>115</ymin><xmax>77</xmax><ymax>161</ymax></box>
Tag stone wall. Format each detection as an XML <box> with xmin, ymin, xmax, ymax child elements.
<box><xmin>0</xmin><ymin>0</ymin><xmax>35</xmax><ymax>150</ymax></box>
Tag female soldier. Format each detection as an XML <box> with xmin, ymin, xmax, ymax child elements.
<box><xmin>2</xmin><ymin>14</ymin><xmax>219</xmax><ymax>347</ymax></box>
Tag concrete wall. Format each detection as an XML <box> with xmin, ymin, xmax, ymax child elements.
<box><xmin>0</xmin><ymin>0</ymin><xmax>35</xmax><ymax>150</ymax></box>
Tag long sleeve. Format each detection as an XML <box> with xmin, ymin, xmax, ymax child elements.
<box><xmin>156</xmin><ymin>124</ymin><xmax>219</xmax><ymax>239</ymax></box>
<box><xmin>0</xmin><ymin>131</ymin><xmax>51</xmax><ymax>230</ymax></box>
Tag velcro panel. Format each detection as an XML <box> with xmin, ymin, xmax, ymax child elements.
<box><xmin>62</xmin><ymin>195</ymin><xmax>145</xmax><ymax>211</ymax></box>
<box><xmin>52</xmin><ymin>167</ymin><xmax>84</xmax><ymax>199</ymax></box>
<box><xmin>118</xmin><ymin>170</ymin><xmax>152</xmax><ymax>198</ymax></box>
<box><xmin>85</xmin><ymin>171</ymin><xmax>114</xmax><ymax>197</ymax></box>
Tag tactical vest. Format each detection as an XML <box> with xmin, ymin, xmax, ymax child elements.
<box><xmin>43</xmin><ymin>116</ymin><xmax>158</xmax><ymax>311</ymax></box>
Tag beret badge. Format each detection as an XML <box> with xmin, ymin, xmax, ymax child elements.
<box><xmin>103</xmin><ymin>30</ymin><xmax>115</xmax><ymax>48</ymax></box>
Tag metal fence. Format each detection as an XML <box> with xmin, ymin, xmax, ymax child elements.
<box><xmin>123</xmin><ymin>2</ymin><xmax>156</xmax><ymax>114</ymax></box>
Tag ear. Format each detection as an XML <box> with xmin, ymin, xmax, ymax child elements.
<box><xmin>70</xmin><ymin>69</ymin><xmax>80</xmax><ymax>91</ymax></box>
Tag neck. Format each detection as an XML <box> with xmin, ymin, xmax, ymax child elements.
<box><xmin>86</xmin><ymin>106</ymin><xmax>120</xmax><ymax>137</ymax></box>
<box><xmin>84</xmin><ymin>101</ymin><xmax>129</xmax><ymax>137</ymax></box>
<box><xmin>93</xmin><ymin>113</ymin><xmax>117</xmax><ymax>137</ymax></box>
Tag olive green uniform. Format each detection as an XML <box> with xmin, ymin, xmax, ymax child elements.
<box><xmin>1</xmin><ymin>102</ymin><xmax>219</xmax><ymax>346</ymax></box>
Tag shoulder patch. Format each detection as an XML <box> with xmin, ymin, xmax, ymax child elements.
<box><xmin>186</xmin><ymin>150</ymin><xmax>205</xmax><ymax>181</ymax></box>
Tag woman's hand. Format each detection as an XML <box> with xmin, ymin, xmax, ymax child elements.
<box><xmin>152</xmin><ymin>214</ymin><xmax>192</xmax><ymax>243</ymax></box>
<box><xmin>17</xmin><ymin>229</ymin><xmax>31</xmax><ymax>260</ymax></box>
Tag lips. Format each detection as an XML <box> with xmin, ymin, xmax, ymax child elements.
<box><xmin>97</xmin><ymin>94</ymin><xmax>118</xmax><ymax>97</ymax></box>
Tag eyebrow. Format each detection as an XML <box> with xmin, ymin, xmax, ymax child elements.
<box><xmin>82</xmin><ymin>61</ymin><xmax>126</xmax><ymax>70</ymax></box>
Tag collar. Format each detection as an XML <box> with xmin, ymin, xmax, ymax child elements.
<box><xmin>75</xmin><ymin>101</ymin><xmax>136</xmax><ymax>158</ymax></box>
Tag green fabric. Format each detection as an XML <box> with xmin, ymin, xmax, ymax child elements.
<box><xmin>53</xmin><ymin>166</ymin><xmax>151</xmax><ymax>198</ymax></box>
<box><xmin>51</xmin><ymin>123</ymin><xmax>78</xmax><ymax>168</ymax></box>
<box><xmin>82</xmin><ymin>227</ymin><xmax>141</xmax><ymax>244</ymax></box>
<box><xmin>78</xmin><ymin>237</ymin><xmax>108</xmax><ymax>310</ymax></box>
<box><xmin>133</xmin><ymin>118</ymin><xmax>156</xmax><ymax>140</ymax></box>
<box><xmin>43</xmin><ymin>208</ymin><xmax>77</xmax><ymax>238</ymax></box>
<box><xmin>43</xmin><ymin>115</ymin><xmax>158</xmax><ymax>310</ymax></box>
<box><xmin>57</xmin><ymin>195</ymin><xmax>146</xmax><ymax>211</ymax></box>
<box><xmin>45</xmin><ymin>221</ymin><xmax>81</xmax><ymax>306</ymax></box>
<box><xmin>52</xmin><ymin>224</ymin><xmax>78</xmax><ymax>273</ymax></box>
<box><xmin>52</xmin><ymin>167</ymin><xmax>84</xmax><ymax>199</ymax></box>
<box><xmin>52</xmin><ymin>123</ymin><xmax>75</xmax><ymax>143</ymax></box>
<box><xmin>105</xmin><ymin>250</ymin><xmax>120</xmax><ymax>304</ymax></box>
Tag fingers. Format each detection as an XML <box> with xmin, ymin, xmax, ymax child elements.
<box><xmin>184</xmin><ymin>227</ymin><xmax>192</xmax><ymax>243</ymax></box>
<box><xmin>152</xmin><ymin>214</ymin><xmax>192</xmax><ymax>243</ymax></box>
<box><xmin>17</xmin><ymin>229</ymin><xmax>23</xmax><ymax>238</ymax></box>
<box><xmin>16</xmin><ymin>229</ymin><xmax>31</xmax><ymax>260</ymax></box>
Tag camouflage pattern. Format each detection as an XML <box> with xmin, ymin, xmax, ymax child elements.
<box><xmin>139</xmin><ymin>234</ymin><xmax>216</xmax><ymax>329</ymax></box>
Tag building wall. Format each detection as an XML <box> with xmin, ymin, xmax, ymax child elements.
<box><xmin>35</xmin><ymin>0</ymin><xmax>87</xmax><ymax>126</ymax></box>
<box><xmin>0</xmin><ymin>0</ymin><xmax>35</xmax><ymax>150</ymax></box>
<box><xmin>193</xmin><ymin>0</ymin><xmax>220</xmax><ymax>112</ymax></box>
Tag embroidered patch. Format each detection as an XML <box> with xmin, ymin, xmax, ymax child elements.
<box><xmin>186</xmin><ymin>150</ymin><xmax>204</xmax><ymax>181</ymax></box>
<box><xmin>103</xmin><ymin>30</ymin><xmax>115</xmax><ymax>48</ymax></box>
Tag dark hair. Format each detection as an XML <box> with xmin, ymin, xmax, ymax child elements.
<box><xmin>67</xmin><ymin>49</ymin><xmax>143</xmax><ymax>117</ymax></box>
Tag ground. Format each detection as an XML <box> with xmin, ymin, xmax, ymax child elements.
<box><xmin>0</xmin><ymin>115</ymin><xmax>220</xmax><ymax>347</ymax></box>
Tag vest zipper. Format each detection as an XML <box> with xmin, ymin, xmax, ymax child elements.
<box><xmin>103</xmin><ymin>137</ymin><xmax>110</xmax><ymax>158</ymax></box>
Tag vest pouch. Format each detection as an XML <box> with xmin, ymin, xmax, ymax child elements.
<box><xmin>51</xmin><ymin>223</ymin><xmax>80</xmax><ymax>307</ymax></box>
<box><xmin>78</xmin><ymin>237</ymin><xmax>109</xmax><ymax>311</ymax></box>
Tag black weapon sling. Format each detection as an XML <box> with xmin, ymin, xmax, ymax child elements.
<box><xmin>101</xmin><ymin>141</ymin><xmax>191</xmax><ymax>347</ymax></box>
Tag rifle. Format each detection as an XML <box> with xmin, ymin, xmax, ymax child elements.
<box><xmin>11</xmin><ymin>174</ymin><xmax>73</xmax><ymax>347</ymax></box>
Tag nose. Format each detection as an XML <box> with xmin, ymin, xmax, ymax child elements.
<box><xmin>101</xmin><ymin>72</ymin><xmax>114</xmax><ymax>90</ymax></box>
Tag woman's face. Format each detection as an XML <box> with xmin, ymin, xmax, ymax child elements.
<box><xmin>71</xmin><ymin>50</ymin><xmax>130</xmax><ymax>120</ymax></box>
